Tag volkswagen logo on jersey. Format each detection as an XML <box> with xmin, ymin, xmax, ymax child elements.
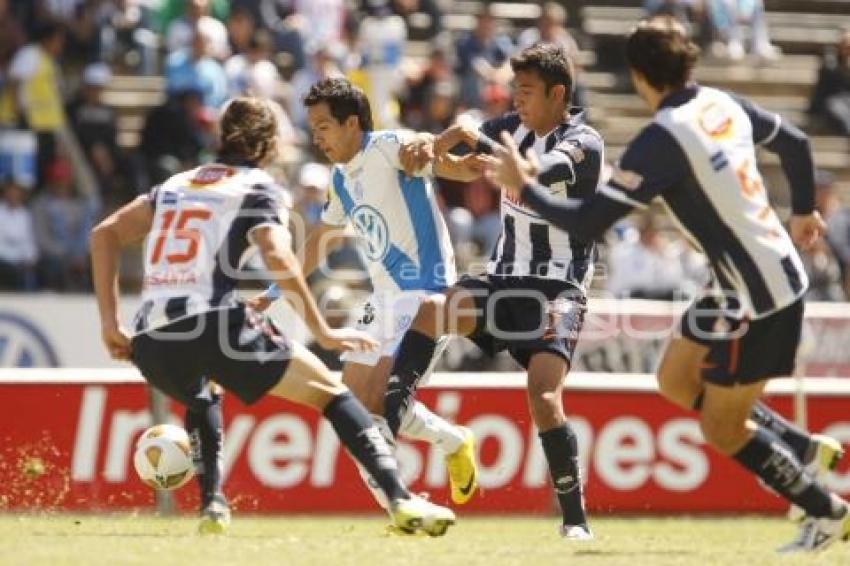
<box><xmin>352</xmin><ymin>205</ymin><xmax>390</xmax><ymax>261</ymax></box>
<box><xmin>0</xmin><ymin>313</ymin><xmax>60</xmax><ymax>367</ymax></box>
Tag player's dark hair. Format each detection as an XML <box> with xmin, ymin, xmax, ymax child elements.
<box><xmin>510</xmin><ymin>43</ymin><xmax>574</xmax><ymax>103</ymax></box>
<box><xmin>626</xmin><ymin>16</ymin><xmax>700</xmax><ymax>91</ymax></box>
<box><xmin>303</xmin><ymin>78</ymin><xmax>374</xmax><ymax>132</ymax></box>
<box><xmin>219</xmin><ymin>97</ymin><xmax>278</xmax><ymax>165</ymax></box>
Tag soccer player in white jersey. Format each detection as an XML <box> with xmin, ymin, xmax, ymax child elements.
<box><xmin>484</xmin><ymin>18</ymin><xmax>849</xmax><ymax>553</ymax></box>
<box><xmin>385</xmin><ymin>43</ymin><xmax>603</xmax><ymax>540</ymax></box>
<box><xmin>90</xmin><ymin>97</ymin><xmax>456</xmax><ymax>537</ymax></box>
<box><xmin>296</xmin><ymin>77</ymin><xmax>479</xmax><ymax>509</ymax></box>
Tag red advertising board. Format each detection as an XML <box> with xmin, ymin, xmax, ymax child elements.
<box><xmin>1</xmin><ymin>373</ymin><xmax>849</xmax><ymax>514</ymax></box>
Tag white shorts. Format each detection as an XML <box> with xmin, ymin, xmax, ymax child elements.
<box><xmin>340</xmin><ymin>290</ymin><xmax>433</xmax><ymax>367</ymax></box>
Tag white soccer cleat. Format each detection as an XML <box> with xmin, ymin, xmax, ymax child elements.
<box><xmin>788</xmin><ymin>434</ymin><xmax>845</xmax><ymax>522</ymax></box>
<box><xmin>389</xmin><ymin>494</ymin><xmax>456</xmax><ymax>537</ymax></box>
<box><xmin>777</xmin><ymin>504</ymin><xmax>850</xmax><ymax>554</ymax></box>
<box><xmin>559</xmin><ymin>524</ymin><xmax>594</xmax><ymax>541</ymax></box>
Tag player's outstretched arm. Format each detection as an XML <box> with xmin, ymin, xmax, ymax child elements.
<box><xmin>299</xmin><ymin>221</ymin><xmax>350</xmax><ymax>279</ymax></box>
<box><xmin>252</xmin><ymin>224</ymin><xmax>377</xmax><ymax>353</ymax></box>
<box><xmin>90</xmin><ymin>196</ymin><xmax>154</xmax><ymax>360</ymax></box>
<box><xmin>246</xmin><ymin>283</ymin><xmax>280</xmax><ymax>312</ymax></box>
<box><xmin>761</xmin><ymin>123</ymin><xmax>826</xmax><ymax>250</ymax></box>
<box><xmin>485</xmin><ymin>131</ymin><xmax>630</xmax><ymax>243</ymax></box>
<box><xmin>430</xmin><ymin>121</ymin><xmax>501</xmax><ymax>182</ymax></box>
<box><xmin>433</xmin><ymin>152</ymin><xmax>493</xmax><ymax>182</ymax></box>
<box><xmin>733</xmin><ymin>95</ymin><xmax>827</xmax><ymax>249</ymax></box>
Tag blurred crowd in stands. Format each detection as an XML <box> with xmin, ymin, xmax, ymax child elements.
<box><xmin>0</xmin><ymin>0</ymin><xmax>848</xmax><ymax>310</ymax></box>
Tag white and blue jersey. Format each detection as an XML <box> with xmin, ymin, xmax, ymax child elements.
<box><xmin>321</xmin><ymin>130</ymin><xmax>457</xmax><ymax>292</ymax></box>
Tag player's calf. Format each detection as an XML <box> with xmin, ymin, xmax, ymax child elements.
<box><xmin>539</xmin><ymin>423</ymin><xmax>590</xmax><ymax>536</ymax></box>
<box><xmin>185</xmin><ymin>386</ymin><xmax>226</xmax><ymax>512</ymax></box>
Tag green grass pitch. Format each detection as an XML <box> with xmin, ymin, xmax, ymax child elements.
<box><xmin>0</xmin><ymin>515</ymin><xmax>847</xmax><ymax>565</ymax></box>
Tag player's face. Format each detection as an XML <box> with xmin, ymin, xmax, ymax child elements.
<box><xmin>307</xmin><ymin>102</ymin><xmax>360</xmax><ymax>163</ymax></box>
<box><xmin>512</xmin><ymin>70</ymin><xmax>562</xmax><ymax>133</ymax></box>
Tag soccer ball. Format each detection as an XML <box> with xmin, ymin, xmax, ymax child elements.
<box><xmin>133</xmin><ymin>424</ymin><xmax>195</xmax><ymax>491</ymax></box>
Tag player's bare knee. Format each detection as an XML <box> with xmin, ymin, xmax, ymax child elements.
<box><xmin>699</xmin><ymin>411</ymin><xmax>748</xmax><ymax>454</ymax></box>
<box><xmin>527</xmin><ymin>389</ymin><xmax>564</xmax><ymax>429</ymax></box>
<box><xmin>410</xmin><ymin>295</ymin><xmax>443</xmax><ymax>337</ymax></box>
<box><xmin>361</xmin><ymin>389</ymin><xmax>385</xmax><ymax>414</ymax></box>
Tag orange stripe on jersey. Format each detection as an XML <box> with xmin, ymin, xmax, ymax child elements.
<box><xmin>728</xmin><ymin>337</ymin><xmax>739</xmax><ymax>375</ymax></box>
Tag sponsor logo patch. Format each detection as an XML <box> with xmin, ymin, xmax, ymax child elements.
<box><xmin>557</xmin><ymin>140</ymin><xmax>585</xmax><ymax>163</ymax></box>
<box><xmin>190</xmin><ymin>165</ymin><xmax>235</xmax><ymax>185</ymax></box>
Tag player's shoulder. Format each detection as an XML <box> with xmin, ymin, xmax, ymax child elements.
<box><xmin>366</xmin><ymin>129</ymin><xmax>406</xmax><ymax>151</ymax></box>
<box><xmin>552</xmin><ymin>109</ymin><xmax>603</xmax><ymax>159</ymax></box>
<box><xmin>363</xmin><ymin>129</ymin><xmax>408</xmax><ymax>163</ymax></box>
<box><xmin>242</xmin><ymin>170</ymin><xmax>292</xmax><ymax>208</ymax></box>
<box><xmin>481</xmin><ymin>111</ymin><xmax>522</xmax><ymax>137</ymax></box>
<box><xmin>562</xmin><ymin>108</ymin><xmax>602</xmax><ymax>139</ymax></box>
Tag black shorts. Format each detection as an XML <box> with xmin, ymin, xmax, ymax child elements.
<box><xmin>456</xmin><ymin>275</ymin><xmax>586</xmax><ymax>369</ymax></box>
<box><xmin>131</xmin><ymin>306</ymin><xmax>292</xmax><ymax>406</ymax></box>
<box><xmin>681</xmin><ymin>296</ymin><xmax>803</xmax><ymax>386</ymax></box>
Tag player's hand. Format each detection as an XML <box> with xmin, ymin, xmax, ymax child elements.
<box><xmin>317</xmin><ymin>328</ymin><xmax>379</xmax><ymax>353</ymax></box>
<box><xmin>790</xmin><ymin>212</ymin><xmax>827</xmax><ymax>251</ymax></box>
<box><xmin>458</xmin><ymin>153</ymin><xmax>495</xmax><ymax>175</ymax></box>
<box><xmin>434</xmin><ymin>122</ymin><xmax>479</xmax><ymax>155</ymax></box>
<box><xmin>101</xmin><ymin>324</ymin><xmax>132</xmax><ymax>361</ymax></box>
<box><xmin>246</xmin><ymin>293</ymin><xmax>274</xmax><ymax>312</ymax></box>
<box><xmin>484</xmin><ymin>131</ymin><xmax>537</xmax><ymax>197</ymax></box>
<box><xmin>399</xmin><ymin>135</ymin><xmax>434</xmax><ymax>176</ymax></box>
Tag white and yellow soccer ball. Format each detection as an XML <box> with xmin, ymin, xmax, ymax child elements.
<box><xmin>133</xmin><ymin>424</ymin><xmax>195</xmax><ymax>491</ymax></box>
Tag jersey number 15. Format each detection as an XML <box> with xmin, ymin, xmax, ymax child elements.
<box><xmin>150</xmin><ymin>208</ymin><xmax>212</xmax><ymax>265</ymax></box>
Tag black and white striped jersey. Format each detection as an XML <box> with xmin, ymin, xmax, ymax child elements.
<box><xmin>480</xmin><ymin>110</ymin><xmax>603</xmax><ymax>290</ymax></box>
<box><xmin>521</xmin><ymin>85</ymin><xmax>813</xmax><ymax>319</ymax></box>
<box><xmin>134</xmin><ymin>163</ymin><xmax>287</xmax><ymax>333</ymax></box>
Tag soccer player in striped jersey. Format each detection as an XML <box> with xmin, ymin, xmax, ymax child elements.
<box><xmin>91</xmin><ymin>97</ymin><xmax>456</xmax><ymax>537</ymax></box>
<box><xmin>484</xmin><ymin>17</ymin><xmax>849</xmax><ymax>553</ymax></box>
<box><xmin>298</xmin><ymin>78</ymin><xmax>479</xmax><ymax>509</ymax></box>
<box><xmin>386</xmin><ymin>43</ymin><xmax>603</xmax><ymax>540</ymax></box>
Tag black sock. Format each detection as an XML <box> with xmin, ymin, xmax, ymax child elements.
<box><xmin>749</xmin><ymin>401</ymin><xmax>814</xmax><ymax>463</ymax></box>
<box><xmin>186</xmin><ymin>389</ymin><xmax>225</xmax><ymax>509</ymax></box>
<box><xmin>693</xmin><ymin>393</ymin><xmax>813</xmax><ymax>464</ymax></box>
<box><xmin>324</xmin><ymin>391</ymin><xmax>409</xmax><ymax>502</ymax></box>
<box><xmin>384</xmin><ymin>330</ymin><xmax>437</xmax><ymax>436</ymax></box>
<box><xmin>540</xmin><ymin>424</ymin><xmax>588</xmax><ymax>527</ymax></box>
<box><xmin>733</xmin><ymin>426</ymin><xmax>839</xmax><ymax>518</ymax></box>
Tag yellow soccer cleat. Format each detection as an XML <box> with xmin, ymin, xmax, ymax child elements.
<box><xmin>198</xmin><ymin>499</ymin><xmax>231</xmax><ymax>535</ymax></box>
<box><xmin>389</xmin><ymin>494</ymin><xmax>456</xmax><ymax>537</ymax></box>
<box><xmin>808</xmin><ymin>434</ymin><xmax>846</xmax><ymax>475</ymax></box>
<box><xmin>446</xmin><ymin>426</ymin><xmax>478</xmax><ymax>505</ymax></box>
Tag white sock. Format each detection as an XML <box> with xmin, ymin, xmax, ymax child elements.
<box><xmin>399</xmin><ymin>401</ymin><xmax>464</xmax><ymax>455</ymax></box>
